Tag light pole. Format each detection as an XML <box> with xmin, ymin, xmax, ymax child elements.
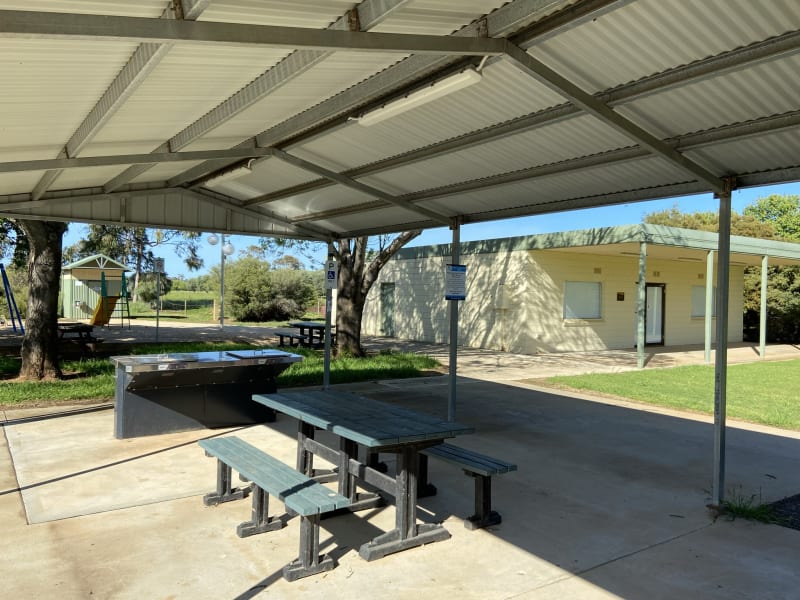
<box><xmin>208</xmin><ymin>233</ymin><xmax>235</xmax><ymax>329</ymax></box>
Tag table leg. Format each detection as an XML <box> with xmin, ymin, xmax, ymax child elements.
<box><xmin>296</xmin><ymin>422</ymin><xmax>315</xmax><ymax>476</ymax></box>
<box><xmin>358</xmin><ymin>446</ymin><xmax>450</xmax><ymax>561</ymax></box>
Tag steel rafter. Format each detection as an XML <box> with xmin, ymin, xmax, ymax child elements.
<box><xmin>0</xmin><ymin>147</ymin><xmax>276</xmax><ymax>174</ymax></box>
<box><xmin>245</xmin><ymin>29</ymin><xmax>800</xmax><ymax>207</ymax></box>
<box><xmin>288</xmin><ymin>110</ymin><xmax>800</xmax><ymax>225</ymax></box>
<box><xmin>0</xmin><ymin>10</ymin><xmax>506</xmax><ymax>55</ymax></box>
<box><xmin>270</xmin><ymin>149</ymin><xmax>451</xmax><ymax>226</ymax></box>
<box><xmin>0</xmin><ymin>187</ymin><xmax>327</xmax><ymax>240</ymax></box>
<box><xmin>166</xmin><ymin>0</ymin><xmax>578</xmax><ymax>188</ymax></box>
<box><xmin>28</xmin><ymin>2</ymin><xmax>202</xmax><ymax>201</ymax></box>
<box><xmin>502</xmin><ymin>42</ymin><xmax>725</xmax><ymax>194</ymax></box>
<box><xmin>104</xmin><ymin>0</ymin><xmax>412</xmax><ymax>192</ymax></box>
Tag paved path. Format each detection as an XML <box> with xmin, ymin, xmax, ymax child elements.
<box><xmin>3</xmin><ymin>319</ymin><xmax>797</xmax><ymax>380</ymax></box>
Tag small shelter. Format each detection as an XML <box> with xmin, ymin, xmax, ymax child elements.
<box><xmin>61</xmin><ymin>255</ymin><xmax>129</xmax><ymax>323</ymax></box>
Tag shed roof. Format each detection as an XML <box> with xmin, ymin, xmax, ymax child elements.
<box><xmin>63</xmin><ymin>254</ymin><xmax>129</xmax><ymax>271</ymax></box>
<box><xmin>394</xmin><ymin>224</ymin><xmax>800</xmax><ymax>267</ymax></box>
<box><xmin>0</xmin><ymin>1</ymin><xmax>798</xmax><ymax>239</ymax></box>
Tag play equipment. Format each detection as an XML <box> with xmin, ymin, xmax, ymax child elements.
<box><xmin>0</xmin><ymin>264</ymin><xmax>23</xmax><ymax>334</ymax></box>
<box><xmin>90</xmin><ymin>271</ymin><xmax>130</xmax><ymax>328</ymax></box>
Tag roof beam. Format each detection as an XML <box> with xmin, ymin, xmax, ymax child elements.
<box><xmin>270</xmin><ymin>149</ymin><xmax>451</xmax><ymax>226</ymax></box>
<box><xmin>502</xmin><ymin>41</ymin><xmax>726</xmax><ymax>195</ymax></box>
<box><xmin>31</xmin><ymin>41</ymin><xmax>171</xmax><ymax>198</ymax></box>
<box><xmin>0</xmin><ymin>147</ymin><xmax>275</xmax><ymax>174</ymax></box>
<box><xmin>0</xmin><ymin>187</ymin><xmax>328</xmax><ymax>240</ymax></box>
<box><xmin>166</xmin><ymin>0</ymin><xmax>576</xmax><ymax>187</ymax></box>
<box><xmin>289</xmin><ymin>110</ymin><xmax>800</xmax><ymax>224</ymax></box>
<box><xmin>248</xmin><ymin>28</ymin><xmax>800</xmax><ymax>206</ymax></box>
<box><xmin>0</xmin><ymin>10</ymin><xmax>506</xmax><ymax>55</ymax></box>
<box><xmin>183</xmin><ymin>188</ymin><xmax>331</xmax><ymax>240</ymax></box>
<box><xmin>30</xmin><ymin>2</ymin><xmax>209</xmax><ymax>201</ymax></box>
<box><xmin>105</xmin><ymin>0</ymin><xmax>411</xmax><ymax>192</ymax></box>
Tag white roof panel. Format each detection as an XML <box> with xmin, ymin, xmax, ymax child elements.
<box><xmin>0</xmin><ymin>0</ymin><xmax>798</xmax><ymax>238</ymax></box>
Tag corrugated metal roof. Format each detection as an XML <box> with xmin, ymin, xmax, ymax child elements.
<box><xmin>0</xmin><ymin>0</ymin><xmax>798</xmax><ymax>239</ymax></box>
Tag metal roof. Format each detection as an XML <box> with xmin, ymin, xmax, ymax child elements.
<box><xmin>393</xmin><ymin>224</ymin><xmax>800</xmax><ymax>267</ymax></box>
<box><xmin>1</xmin><ymin>0</ymin><xmax>798</xmax><ymax>241</ymax></box>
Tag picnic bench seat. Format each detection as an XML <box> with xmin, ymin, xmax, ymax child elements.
<box><xmin>199</xmin><ymin>436</ymin><xmax>350</xmax><ymax>581</ymax></box>
<box><xmin>419</xmin><ymin>443</ymin><xmax>517</xmax><ymax>530</ymax></box>
<box><xmin>275</xmin><ymin>330</ymin><xmax>310</xmax><ymax>347</ymax></box>
<box><xmin>60</xmin><ymin>336</ymin><xmax>105</xmax><ymax>358</ymax></box>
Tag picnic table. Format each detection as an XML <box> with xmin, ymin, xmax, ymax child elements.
<box><xmin>278</xmin><ymin>321</ymin><xmax>335</xmax><ymax>348</ymax></box>
<box><xmin>251</xmin><ymin>389</ymin><xmax>475</xmax><ymax>561</ymax></box>
<box><xmin>58</xmin><ymin>321</ymin><xmax>102</xmax><ymax>357</ymax></box>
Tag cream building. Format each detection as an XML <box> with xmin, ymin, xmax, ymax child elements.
<box><xmin>363</xmin><ymin>225</ymin><xmax>800</xmax><ymax>355</ymax></box>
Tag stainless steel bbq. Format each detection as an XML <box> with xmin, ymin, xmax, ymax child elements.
<box><xmin>111</xmin><ymin>349</ymin><xmax>302</xmax><ymax>439</ymax></box>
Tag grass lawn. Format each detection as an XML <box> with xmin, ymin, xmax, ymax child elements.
<box><xmin>0</xmin><ymin>343</ymin><xmax>441</xmax><ymax>407</ymax></box>
<box><xmin>542</xmin><ymin>359</ymin><xmax>800</xmax><ymax>430</ymax></box>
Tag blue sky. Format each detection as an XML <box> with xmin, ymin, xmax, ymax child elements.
<box><xmin>62</xmin><ymin>181</ymin><xmax>800</xmax><ymax>278</ymax></box>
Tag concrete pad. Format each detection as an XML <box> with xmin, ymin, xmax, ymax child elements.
<box><xmin>5</xmin><ymin>406</ymin><xmax>304</xmax><ymax>524</ymax></box>
<box><xmin>2</xmin><ymin>376</ymin><xmax>800</xmax><ymax>598</ymax></box>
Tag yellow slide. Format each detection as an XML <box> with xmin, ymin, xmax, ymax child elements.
<box><xmin>90</xmin><ymin>296</ymin><xmax>119</xmax><ymax>326</ymax></box>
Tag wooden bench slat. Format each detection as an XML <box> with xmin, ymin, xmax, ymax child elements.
<box><xmin>199</xmin><ymin>437</ymin><xmax>349</xmax><ymax>516</ymax></box>
<box><xmin>421</xmin><ymin>443</ymin><xmax>517</xmax><ymax>476</ymax></box>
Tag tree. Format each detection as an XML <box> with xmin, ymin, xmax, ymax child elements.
<box><xmin>644</xmin><ymin>198</ymin><xmax>800</xmax><ymax>343</ymax></box>
<box><xmin>644</xmin><ymin>204</ymin><xmax>778</xmax><ymax>238</ymax></box>
<box><xmin>17</xmin><ymin>220</ymin><xmax>67</xmax><ymax>380</ymax></box>
<box><xmin>743</xmin><ymin>194</ymin><xmax>800</xmax><ymax>241</ymax></box>
<box><xmin>273</xmin><ymin>255</ymin><xmax>304</xmax><ymax>270</ymax></box>
<box><xmin>63</xmin><ymin>225</ymin><xmax>202</xmax><ymax>300</ymax></box>
<box><xmin>332</xmin><ymin>232</ymin><xmax>422</xmax><ymax>356</ymax></box>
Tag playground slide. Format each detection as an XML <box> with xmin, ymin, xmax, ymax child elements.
<box><xmin>90</xmin><ymin>296</ymin><xmax>119</xmax><ymax>326</ymax></box>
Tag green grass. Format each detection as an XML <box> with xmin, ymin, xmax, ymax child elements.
<box><xmin>543</xmin><ymin>359</ymin><xmax>800</xmax><ymax>430</ymax></box>
<box><xmin>0</xmin><ymin>344</ymin><xmax>441</xmax><ymax>407</ymax></box>
<box><xmin>126</xmin><ymin>290</ymin><xmax>325</xmax><ymax>326</ymax></box>
<box><xmin>722</xmin><ymin>485</ymin><xmax>783</xmax><ymax>525</ymax></box>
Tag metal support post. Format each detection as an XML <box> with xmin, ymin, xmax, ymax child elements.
<box><xmin>448</xmin><ymin>223</ymin><xmax>460</xmax><ymax>422</ymax></box>
<box><xmin>712</xmin><ymin>189</ymin><xmax>733</xmax><ymax>508</ymax></box>
<box><xmin>705</xmin><ymin>250</ymin><xmax>714</xmax><ymax>364</ymax></box>
<box><xmin>636</xmin><ymin>242</ymin><xmax>647</xmax><ymax>369</ymax></box>
<box><xmin>759</xmin><ymin>255</ymin><xmax>768</xmax><ymax>358</ymax></box>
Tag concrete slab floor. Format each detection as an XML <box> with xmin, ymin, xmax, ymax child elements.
<box><xmin>1</xmin><ymin>377</ymin><xmax>799</xmax><ymax>599</ymax></box>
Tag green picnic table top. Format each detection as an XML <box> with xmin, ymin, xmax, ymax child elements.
<box><xmin>252</xmin><ymin>390</ymin><xmax>474</xmax><ymax>448</ymax></box>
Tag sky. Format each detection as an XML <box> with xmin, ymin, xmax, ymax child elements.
<box><xmin>61</xmin><ymin>181</ymin><xmax>800</xmax><ymax>278</ymax></box>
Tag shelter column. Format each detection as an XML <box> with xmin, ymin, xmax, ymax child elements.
<box><xmin>636</xmin><ymin>242</ymin><xmax>647</xmax><ymax>369</ymax></box>
<box><xmin>704</xmin><ymin>251</ymin><xmax>714</xmax><ymax>364</ymax></box>
<box><xmin>759</xmin><ymin>255</ymin><xmax>768</xmax><ymax>358</ymax></box>
<box><xmin>712</xmin><ymin>185</ymin><xmax>734</xmax><ymax>508</ymax></box>
<box><xmin>448</xmin><ymin>222</ymin><xmax>460</xmax><ymax>422</ymax></box>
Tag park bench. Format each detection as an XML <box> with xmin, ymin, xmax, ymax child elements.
<box><xmin>199</xmin><ymin>436</ymin><xmax>350</xmax><ymax>581</ymax></box>
<box><xmin>419</xmin><ymin>443</ymin><xmax>517</xmax><ymax>530</ymax></box>
<box><xmin>60</xmin><ymin>336</ymin><xmax>105</xmax><ymax>358</ymax></box>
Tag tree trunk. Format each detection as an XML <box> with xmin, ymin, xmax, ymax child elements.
<box><xmin>336</xmin><ymin>270</ymin><xmax>367</xmax><ymax>357</ymax></box>
<box><xmin>18</xmin><ymin>220</ymin><xmax>67</xmax><ymax>380</ymax></box>
<box><xmin>334</xmin><ymin>231</ymin><xmax>421</xmax><ymax>357</ymax></box>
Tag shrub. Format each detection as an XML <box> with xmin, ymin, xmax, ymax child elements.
<box><xmin>225</xmin><ymin>257</ymin><xmax>317</xmax><ymax>322</ymax></box>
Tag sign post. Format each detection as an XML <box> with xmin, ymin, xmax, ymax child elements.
<box><xmin>323</xmin><ymin>256</ymin><xmax>338</xmax><ymax>389</ymax></box>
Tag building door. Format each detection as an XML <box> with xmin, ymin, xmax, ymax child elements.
<box><xmin>380</xmin><ymin>282</ymin><xmax>395</xmax><ymax>337</ymax></box>
<box><xmin>645</xmin><ymin>283</ymin><xmax>665</xmax><ymax>345</ymax></box>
